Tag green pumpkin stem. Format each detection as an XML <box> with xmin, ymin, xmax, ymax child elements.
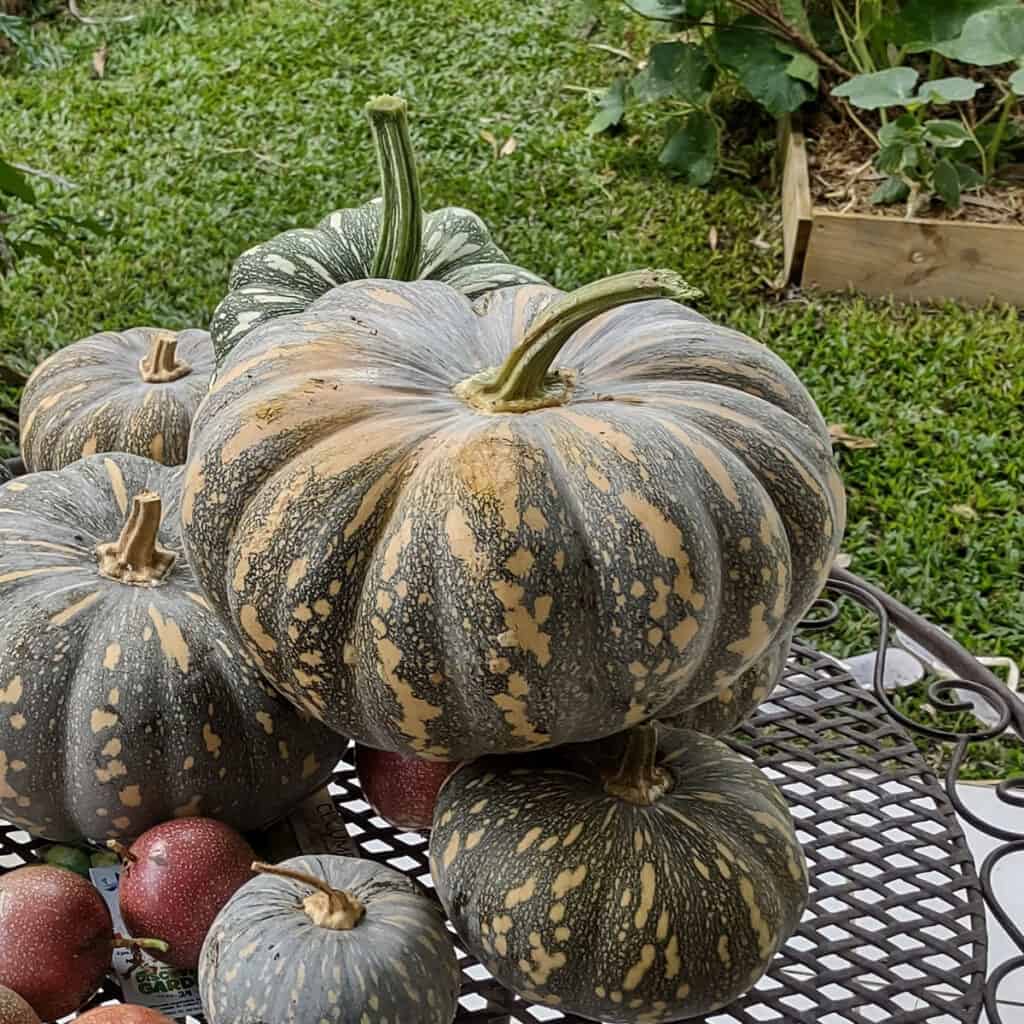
<box><xmin>456</xmin><ymin>269</ymin><xmax>701</xmax><ymax>413</ymax></box>
<box><xmin>366</xmin><ymin>95</ymin><xmax>423</xmax><ymax>281</ymax></box>
<box><xmin>603</xmin><ymin>725</ymin><xmax>672</xmax><ymax>805</ymax></box>
<box><xmin>140</xmin><ymin>330</ymin><xmax>191</xmax><ymax>383</ymax></box>
<box><xmin>95</xmin><ymin>492</ymin><xmax>177</xmax><ymax>586</ymax></box>
<box><xmin>252</xmin><ymin>861</ymin><xmax>365</xmax><ymax>931</ymax></box>
<box><xmin>111</xmin><ymin>936</ymin><xmax>170</xmax><ymax>954</ymax></box>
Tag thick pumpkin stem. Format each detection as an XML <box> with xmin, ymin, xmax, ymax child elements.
<box><xmin>139</xmin><ymin>331</ymin><xmax>191</xmax><ymax>383</ymax></box>
<box><xmin>95</xmin><ymin>492</ymin><xmax>176</xmax><ymax>586</ymax></box>
<box><xmin>252</xmin><ymin>861</ymin><xmax>365</xmax><ymax>931</ymax></box>
<box><xmin>111</xmin><ymin>937</ymin><xmax>170</xmax><ymax>954</ymax></box>
<box><xmin>456</xmin><ymin>269</ymin><xmax>701</xmax><ymax>413</ymax></box>
<box><xmin>603</xmin><ymin>725</ymin><xmax>672</xmax><ymax>805</ymax></box>
<box><xmin>366</xmin><ymin>95</ymin><xmax>423</xmax><ymax>281</ymax></box>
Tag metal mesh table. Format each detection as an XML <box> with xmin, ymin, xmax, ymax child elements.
<box><xmin>1</xmin><ymin>571</ymin><xmax>1022</xmax><ymax>1023</ymax></box>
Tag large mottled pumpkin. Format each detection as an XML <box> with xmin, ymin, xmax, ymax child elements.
<box><xmin>183</xmin><ymin>270</ymin><xmax>844</xmax><ymax>760</ymax></box>
<box><xmin>19</xmin><ymin>327</ymin><xmax>213</xmax><ymax>471</ymax></box>
<box><xmin>209</xmin><ymin>95</ymin><xmax>543</xmax><ymax>363</ymax></box>
<box><xmin>430</xmin><ymin>724</ymin><xmax>808</xmax><ymax>1022</ymax></box>
<box><xmin>0</xmin><ymin>453</ymin><xmax>346</xmax><ymax>841</ymax></box>
<box><xmin>198</xmin><ymin>855</ymin><xmax>461</xmax><ymax>1024</ymax></box>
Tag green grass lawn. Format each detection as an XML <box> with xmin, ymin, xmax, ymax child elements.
<box><xmin>2</xmin><ymin>0</ymin><xmax>1021</xmax><ymax>774</ymax></box>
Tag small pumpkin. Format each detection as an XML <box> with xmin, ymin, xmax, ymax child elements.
<box><xmin>19</xmin><ymin>327</ymin><xmax>213</xmax><ymax>472</ymax></box>
<box><xmin>430</xmin><ymin>724</ymin><xmax>808</xmax><ymax>1023</ymax></box>
<box><xmin>0</xmin><ymin>453</ymin><xmax>346</xmax><ymax>841</ymax></box>
<box><xmin>184</xmin><ymin>270</ymin><xmax>844</xmax><ymax>760</ymax></box>
<box><xmin>198</xmin><ymin>856</ymin><xmax>461</xmax><ymax>1024</ymax></box>
<box><xmin>209</xmin><ymin>94</ymin><xmax>543</xmax><ymax>363</ymax></box>
<box><xmin>0</xmin><ymin>985</ymin><xmax>40</xmax><ymax>1024</ymax></box>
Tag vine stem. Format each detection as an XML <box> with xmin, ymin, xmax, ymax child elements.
<box><xmin>140</xmin><ymin>331</ymin><xmax>191</xmax><ymax>383</ymax></box>
<box><xmin>603</xmin><ymin>725</ymin><xmax>673</xmax><ymax>805</ymax></box>
<box><xmin>365</xmin><ymin>95</ymin><xmax>423</xmax><ymax>280</ymax></box>
<box><xmin>253</xmin><ymin>861</ymin><xmax>365</xmax><ymax>930</ymax></box>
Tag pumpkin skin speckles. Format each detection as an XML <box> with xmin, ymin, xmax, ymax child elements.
<box><xmin>0</xmin><ymin>453</ymin><xmax>347</xmax><ymax>841</ymax></box>
<box><xmin>430</xmin><ymin>725</ymin><xmax>808</xmax><ymax>1023</ymax></box>
<box><xmin>19</xmin><ymin>328</ymin><xmax>213</xmax><ymax>471</ymax></box>
<box><xmin>198</xmin><ymin>855</ymin><xmax>461</xmax><ymax>1024</ymax></box>
<box><xmin>185</xmin><ymin>276</ymin><xmax>843</xmax><ymax>760</ymax></box>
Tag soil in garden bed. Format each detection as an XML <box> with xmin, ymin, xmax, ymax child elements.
<box><xmin>806</xmin><ymin>114</ymin><xmax>1024</xmax><ymax>226</ymax></box>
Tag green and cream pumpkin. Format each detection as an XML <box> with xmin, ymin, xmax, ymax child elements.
<box><xmin>199</xmin><ymin>855</ymin><xmax>461</xmax><ymax>1024</ymax></box>
<box><xmin>19</xmin><ymin>327</ymin><xmax>213</xmax><ymax>471</ymax></box>
<box><xmin>183</xmin><ymin>270</ymin><xmax>844</xmax><ymax>761</ymax></box>
<box><xmin>209</xmin><ymin>95</ymin><xmax>543</xmax><ymax>363</ymax></box>
<box><xmin>430</xmin><ymin>724</ymin><xmax>808</xmax><ymax>1022</ymax></box>
<box><xmin>0</xmin><ymin>453</ymin><xmax>346</xmax><ymax>842</ymax></box>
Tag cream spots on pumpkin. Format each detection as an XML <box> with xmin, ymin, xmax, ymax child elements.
<box><xmin>240</xmin><ymin>605</ymin><xmax>278</xmax><ymax>653</ymax></box>
<box><xmin>255</xmin><ymin>711</ymin><xmax>274</xmax><ymax>735</ymax></box>
<box><xmin>49</xmin><ymin>591</ymin><xmax>101</xmax><ymax>627</ymax></box>
<box><xmin>549</xmin><ymin>902</ymin><xmax>566</xmax><ymax>923</ymax></box>
<box><xmin>585</xmin><ymin>465</ymin><xmax>611</xmax><ymax>493</ymax></box>
<box><xmin>377</xmin><ymin>636</ymin><xmax>444</xmax><ymax>753</ymax></box>
<box><xmin>621</xmin><ymin>492</ymin><xmax>704</xmax><ymax>609</ymax></box>
<box><xmin>559</xmin><ymin>410</ymin><xmax>638</xmax><ymax>463</ymax></box>
<box><xmin>630</xmin><ymin>581</ymin><xmax>646</xmax><ymax>598</ymax></box>
<box><xmin>505</xmin><ymin>548</ymin><xmax>534</xmax><ymax>577</ymax></box>
<box><xmin>551</xmin><ymin>864</ymin><xmax>587</xmax><ymax>898</ymax></box>
<box><xmin>649</xmin><ymin>577</ymin><xmax>670</xmax><ymax>620</ymax></box>
<box><xmin>442</xmin><ymin>831</ymin><xmax>461</xmax><ymax>868</ymax></box>
<box><xmin>119</xmin><ymin>785</ymin><xmax>142</xmax><ymax>808</ymax></box>
<box><xmin>517</xmin><ymin>827</ymin><xmax>543</xmax><ymax>853</ymax></box>
<box><xmin>81</xmin><ymin>435</ymin><xmax>98</xmax><ymax>457</ymax></box>
<box><xmin>203</xmin><ymin>723</ymin><xmax>222</xmax><ymax>757</ymax></box>
<box><xmin>621</xmin><ymin>888</ymin><xmax>633</xmax><ymax>907</ymax></box>
<box><xmin>313</xmin><ymin>599</ymin><xmax>331</xmax><ymax>617</ymax></box>
<box><xmin>521</xmin><ymin>931</ymin><xmax>567</xmax><ymax>986</ymax></box>
<box><xmin>104</xmin><ymin>458</ymin><xmax>129</xmax><ymax>515</ymax></box>
<box><xmin>9</xmin><ymin>714</ymin><xmax>25</xmax><ymax>730</ymax></box>
<box><xmin>0</xmin><ymin>677</ymin><xmax>23</xmax><ymax>705</ymax></box>
<box><xmin>90</xmin><ymin>708</ymin><xmax>118</xmax><ymax>733</ymax></box>
<box><xmin>740</xmin><ymin>876</ymin><xmax>775</xmax><ymax>959</ymax></box>
<box><xmin>738</xmin><ymin>537</ymin><xmax>752</xmax><ymax>552</ymax></box>
<box><xmin>676</xmin><ymin>982</ymin><xmax>690</xmax><ymax>1000</ymax></box>
<box><xmin>108</xmin><ymin>687</ymin><xmax>120</xmax><ymax>706</ymax></box>
<box><xmin>623</xmin><ymin>944</ymin><xmax>656</xmax><ymax>991</ymax></box>
<box><xmin>524</xmin><ymin>506</ymin><xmax>548</xmax><ymax>532</ymax></box>
<box><xmin>492</xmin><ymin>580</ymin><xmax>551</xmax><ymax>665</ymax></box>
<box><xmin>181</xmin><ymin>463</ymin><xmax>204</xmax><ymax>527</ymax></box>
<box><xmin>113</xmin><ymin>815</ymin><xmax>131</xmax><ymax>830</ymax></box>
<box><xmin>663</xmin><ymin>421</ymin><xmax>741</xmax><ymax>509</ymax></box>
<box><xmin>381</xmin><ymin>517</ymin><xmax>414</xmax><ymax>581</ymax></box>
<box><xmin>635</xmin><ymin>862</ymin><xmax>656</xmax><ymax>929</ymax></box>
<box><xmin>504</xmin><ymin>877</ymin><xmax>537</xmax><ymax>908</ymax></box>
<box><xmin>0</xmin><ymin>566</ymin><xmax>77</xmax><ymax>585</ymax></box>
<box><xmin>149</xmin><ymin>434</ymin><xmax>165</xmax><ymax>463</ymax></box>
<box><xmin>293</xmin><ymin>604</ymin><xmax>312</xmax><ymax>622</ymax></box>
<box><xmin>726</xmin><ymin>603</ymin><xmax>773</xmax><ymax>661</ymax></box>
<box><xmin>552</xmin><ymin>549</ymin><xmax>565</xmax><ymax>571</ymax></box>
<box><xmin>183</xmin><ymin>756</ymin><xmax>195</xmax><ymax>771</ymax></box>
<box><xmin>774</xmin><ymin>562</ymin><xmax>789</xmax><ymax>620</ymax></box>
<box><xmin>103</xmin><ymin>643</ymin><xmax>122</xmax><ymax>670</ymax></box>
<box><xmin>445</xmin><ymin>504</ymin><xmax>489</xmax><ymax>577</ymax></box>
<box><xmin>466</xmin><ymin>829</ymin><xmax>484</xmax><ymax>850</ymax></box>
<box><xmin>562</xmin><ymin>822</ymin><xmax>584</xmax><ymax>847</ymax></box>
<box><xmin>718</xmin><ymin>934</ymin><xmax>732</xmax><ymax>966</ymax></box>
<box><xmin>285</xmin><ymin>558</ymin><xmax>309</xmax><ymax>590</ymax></box>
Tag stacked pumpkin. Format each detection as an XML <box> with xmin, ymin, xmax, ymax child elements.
<box><xmin>0</xmin><ymin>95</ymin><xmax>843</xmax><ymax>1024</ymax></box>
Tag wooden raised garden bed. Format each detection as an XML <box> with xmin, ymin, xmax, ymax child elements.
<box><xmin>779</xmin><ymin>117</ymin><xmax>1024</xmax><ymax>306</ymax></box>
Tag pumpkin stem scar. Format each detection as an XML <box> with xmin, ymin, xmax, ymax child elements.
<box><xmin>111</xmin><ymin>936</ymin><xmax>170</xmax><ymax>954</ymax></box>
<box><xmin>366</xmin><ymin>95</ymin><xmax>423</xmax><ymax>281</ymax></box>
<box><xmin>603</xmin><ymin>724</ymin><xmax>673</xmax><ymax>805</ymax></box>
<box><xmin>106</xmin><ymin>839</ymin><xmax>137</xmax><ymax>863</ymax></box>
<box><xmin>252</xmin><ymin>860</ymin><xmax>366</xmax><ymax>931</ymax></box>
<box><xmin>455</xmin><ymin>269</ymin><xmax>702</xmax><ymax>412</ymax></box>
<box><xmin>95</xmin><ymin>492</ymin><xmax>177</xmax><ymax>586</ymax></box>
<box><xmin>139</xmin><ymin>330</ymin><xmax>192</xmax><ymax>383</ymax></box>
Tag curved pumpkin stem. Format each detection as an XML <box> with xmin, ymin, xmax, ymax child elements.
<box><xmin>111</xmin><ymin>936</ymin><xmax>170</xmax><ymax>954</ymax></box>
<box><xmin>140</xmin><ymin>330</ymin><xmax>192</xmax><ymax>383</ymax></box>
<box><xmin>253</xmin><ymin>861</ymin><xmax>365</xmax><ymax>931</ymax></box>
<box><xmin>603</xmin><ymin>725</ymin><xmax>673</xmax><ymax>805</ymax></box>
<box><xmin>95</xmin><ymin>492</ymin><xmax>177</xmax><ymax>586</ymax></box>
<box><xmin>456</xmin><ymin>269</ymin><xmax>701</xmax><ymax>413</ymax></box>
<box><xmin>366</xmin><ymin>95</ymin><xmax>423</xmax><ymax>281</ymax></box>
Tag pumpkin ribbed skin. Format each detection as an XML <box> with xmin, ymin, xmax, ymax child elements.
<box><xmin>198</xmin><ymin>855</ymin><xmax>461</xmax><ymax>1024</ymax></box>
<box><xmin>209</xmin><ymin>200</ymin><xmax>544</xmax><ymax>363</ymax></box>
<box><xmin>429</xmin><ymin>726</ymin><xmax>808</xmax><ymax>1023</ymax></box>
<box><xmin>19</xmin><ymin>327</ymin><xmax>213</xmax><ymax>471</ymax></box>
<box><xmin>184</xmin><ymin>278</ymin><xmax>844</xmax><ymax>760</ymax></box>
<box><xmin>0</xmin><ymin>453</ymin><xmax>346</xmax><ymax>841</ymax></box>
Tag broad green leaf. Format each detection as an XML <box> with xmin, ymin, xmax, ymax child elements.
<box><xmin>916</xmin><ymin>77</ymin><xmax>983</xmax><ymax>104</ymax></box>
<box><xmin>901</xmin><ymin>143</ymin><xmax>921</xmax><ymax>172</ymax></box>
<box><xmin>922</xmin><ymin>119</ymin><xmax>972</xmax><ymax>146</ymax></box>
<box><xmin>1011</xmin><ymin>67</ymin><xmax>1024</xmax><ymax>95</ymax></box>
<box><xmin>659</xmin><ymin>110</ymin><xmax>718</xmax><ymax>185</ymax></box>
<box><xmin>714</xmin><ymin>17</ymin><xmax>814</xmax><ymax>116</ymax></box>
<box><xmin>779</xmin><ymin>0</ymin><xmax>815</xmax><ymax>41</ymax></box>
<box><xmin>871</xmin><ymin>177</ymin><xmax>911</xmax><ymax>205</ymax></box>
<box><xmin>0</xmin><ymin>158</ymin><xmax>36</xmax><ymax>205</ymax></box>
<box><xmin>934</xmin><ymin>158</ymin><xmax>961</xmax><ymax>207</ymax></box>
<box><xmin>955</xmin><ymin>161</ymin><xmax>986</xmax><ymax>188</ymax></box>
<box><xmin>891</xmin><ymin>0</ymin><xmax>1016</xmax><ymax>51</ymax></box>
<box><xmin>877</xmin><ymin>142</ymin><xmax>907</xmax><ymax>174</ymax></box>
<box><xmin>587</xmin><ymin>78</ymin><xmax>627</xmax><ymax>134</ymax></box>
<box><xmin>879</xmin><ymin>113</ymin><xmax>920</xmax><ymax>145</ymax></box>
<box><xmin>12</xmin><ymin>240</ymin><xmax>55</xmax><ymax>265</ymax></box>
<box><xmin>633</xmin><ymin>41</ymin><xmax>714</xmax><ymax>104</ymax></box>
<box><xmin>784</xmin><ymin>52</ymin><xmax>820</xmax><ymax>89</ymax></box>
<box><xmin>934</xmin><ymin>8</ymin><xmax>1024</xmax><ymax>66</ymax></box>
<box><xmin>832</xmin><ymin>68</ymin><xmax>919</xmax><ymax>110</ymax></box>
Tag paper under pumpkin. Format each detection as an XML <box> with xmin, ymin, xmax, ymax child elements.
<box><xmin>0</xmin><ymin>453</ymin><xmax>346</xmax><ymax>841</ymax></box>
<box><xmin>183</xmin><ymin>270</ymin><xmax>844</xmax><ymax>760</ymax></box>
<box><xmin>19</xmin><ymin>327</ymin><xmax>213</xmax><ymax>471</ymax></box>
<box><xmin>209</xmin><ymin>95</ymin><xmax>543</xmax><ymax>363</ymax></box>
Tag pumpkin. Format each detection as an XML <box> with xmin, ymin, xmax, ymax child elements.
<box><xmin>198</xmin><ymin>855</ymin><xmax>461</xmax><ymax>1024</ymax></box>
<box><xmin>209</xmin><ymin>94</ymin><xmax>543</xmax><ymax>363</ymax></box>
<box><xmin>0</xmin><ymin>453</ymin><xmax>346</xmax><ymax>842</ymax></box>
<box><xmin>429</xmin><ymin>724</ymin><xmax>808</xmax><ymax>1022</ymax></box>
<box><xmin>0</xmin><ymin>985</ymin><xmax>40</xmax><ymax>1024</ymax></box>
<box><xmin>183</xmin><ymin>269</ymin><xmax>844</xmax><ymax>760</ymax></box>
<box><xmin>19</xmin><ymin>327</ymin><xmax>213</xmax><ymax>472</ymax></box>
